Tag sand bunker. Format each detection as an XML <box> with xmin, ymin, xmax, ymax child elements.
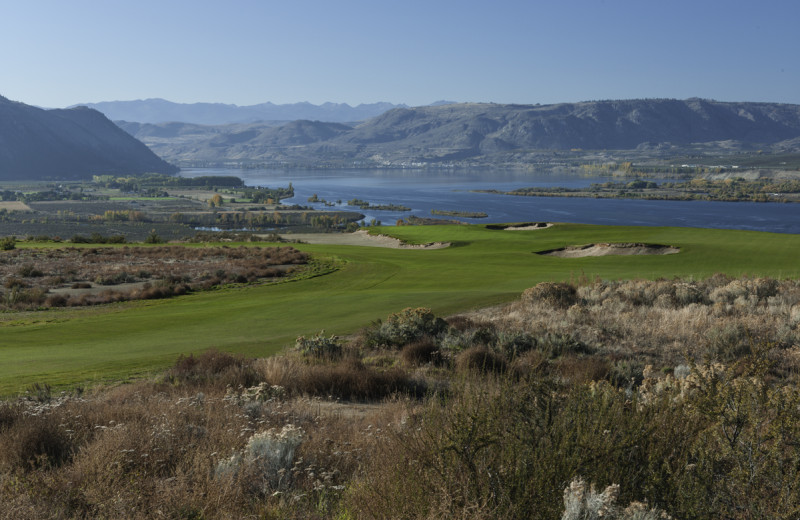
<box><xmin>275</xmin><ymin>230</ymin><xmax>450</xmax><ymax>249</ymax></box>
<box><xmin>537</xmin><ymin>243</ymin><xmax>679</xmax><ymax>258</ymax></box>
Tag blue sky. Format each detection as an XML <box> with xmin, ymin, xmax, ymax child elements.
<box><xmin>2</xmin><ymin>0</ymin><xmax>798</xmax><ymax>108</ymax></box>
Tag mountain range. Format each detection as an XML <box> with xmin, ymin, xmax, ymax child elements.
<box><xmin>75</xmin><ymin>99</ymin><xmax>415</xmax><ymax>125</ymax></box>
<box><xmin>119</xmin><ymin>99</ymin><xmax>800</xmax><ymax>167</ymax></box>
<box><xmin>0</xmin><ymin>96</ymin><xmax>178</xmax><ymax>181</ymax></box>
<box><xmin>5</xmin><ymin>96</ymin><xmax>800</xmax><ymax>181</ymax></box>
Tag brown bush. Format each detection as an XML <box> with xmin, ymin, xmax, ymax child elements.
<box><xmin>167</xmin><ymin>349</ymin><xmax>259</xmax><ymax>388</ymax></box>
<box><xmin>401</xmin><ymin>337</ymin><xmax>442</xmax><ymax>366</ymax></box>
<box><xmin>0</xmin><ymin>402</ymin><xmax>21</xmax><ymax>432</ymax></box>
<box><xmin>509</xmin><ymin>349</ymin><xmax>549</xmax><ymax>379</ymax></box>
<box><xmin>553</xmin><ymin>355</ymin><xmax>611</xmax><ymax>384</ymax></box>
<box><xmin>523</xmin><ymin>281</ymin><xmax>578</xmax><ymax>309</ymax></box>
<box><xmin>455</xmin><ymin>346</ymin><xmax>507</xmax><ymax>374</ymax></box>
<box><xmin>278</xmin><ymin>358</ymin><xmax>417</xmax><ymax>400</ymax></box>
<box><xmin>45</xmin><ymin>294</ymin><xmax>68</xmax><ymax>307</ymax></box>
<box><xmin>0</xmin><ymin>415</ymin><xmax>74</xmax><ymax>471</ymax></box>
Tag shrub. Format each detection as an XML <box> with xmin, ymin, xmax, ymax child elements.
<box><xmin>554</xmin><ymin>356</ymin><xmax>611</xmax><ymax>384</ymax></box>
<box><xmin>279</xmin><ymin>358</ymin><xmax>417</xmax><ymax>400</ymax></box>
<box><xmin>94</xmin><ymin>271</ymin><xmax>136</xmax><ymax>285</ymax></box>
<box><xmin>561</xmin><ymin>478</ymin><xmax>620</xmax><ymax>520</ymax></box>
<box><xmin>0</xmin><ymin>415</ymin><xmax>74</xmax><ymax>470</ymax></box>
<box><xmin>295</xmin><ymin>331</ymin><xmax>342</xmax><ymax>359</ymax></box>
<box><xmin>45</xmin><ymin>294</ymin><xmax>68</xmax><ymax>308</ymax></box>
<box><xmin>537</xmin><ymin>332</ymin><xmax>593</xmax><ymax>358</ymax></box>
<box><xmin>167</xmin><ymin>349</ymin><xmax>258</xmax><ymax>388</ymax></box>
<box><xmin>523</xmin><ymin>281</ymin><xmax>578</xmax><ymax>309</ymax></box>
<box><xmin>0</xmin><ymin>236</ymin><xmax>15</xmax><ymax>250</ymax></box>
<box><xmin>144</xmin><ymin>230</ymin><xmax>164</xmax><ymax>244</ymax></box>
<box><xmin>215</xmin><ymin>424</ymin><xmax>304</xmax><ymax>494</ymax></box>
<box><xmin>367</xmin><ymin>307</ymin><xmax>448</xmax><ymax>348</ymax></box>
<box><xmin>561</xmin><ymin>478</ymin><xmax>671</xmax><ymax>520</ymax></box>
<box><xmin>16</xmin><ymin>264</ymin><xmax>43</xmax><ymax>277</ymax></box>
<box><xmin>440</xmin><ymin>326</ymin><xmax>498</xmax><ymax>353</ymax></box>
<box><xmin>705</xmin><ymin>324</ymin><xmax>750</xmax><ymax>361</ymax></box>
<box><xmin>400</xmin><ymin>337</ymin><xmax>442</xmax><ymax>366</ymax></box>
<box><xmin>495</xmin><ymin>330</ymin><xmax>537</xmax><ymax>359</ymax></box>
<box><xmin>455</xmin><ymin>346</ymin><xmax>507</xmax><ymax>374</ymax></box>
<box><xmin>4</xmin><ymin>276</ymin><xmax>26</xmax><ymax>289</ymax></box>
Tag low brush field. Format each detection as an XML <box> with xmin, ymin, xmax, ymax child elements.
<box><xmin>2</xmin><ymin>275</ymin><xmax>800</xmax><ymax>518</ymax></box>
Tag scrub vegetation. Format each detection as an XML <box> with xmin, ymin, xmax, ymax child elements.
<box><xmin>2</xmin><ymin>275</ymin><xmax>799</xmax><ymax>518</ymax></box>
<box><xmin>0</xmin><ymin>245</ymin><xmax>308</xmax><ymax>309</ymax></box>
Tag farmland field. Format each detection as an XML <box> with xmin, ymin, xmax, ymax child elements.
<box><xmin>1</xmin><ymin>222</ymin><xmax>799</xmax><ymax>395</ymax></box>
<box><xmin>0</xmin><ymin>201</ymin><xmax>31</xmax><ymax>211</ymax></box>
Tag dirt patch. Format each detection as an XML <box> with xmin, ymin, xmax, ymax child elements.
<box><xmin>274</xmin><ymin>230</ymin><xmax>450</xmax><ymax>249</ymax></box>
<box><xmin>487</xmin><ymin>222</ymin><xmax>553</xmax><ymax>231</ymax></box>
<box><xmin>536</xmin><ymin>243</ymin><xmax>679</xmax><ymax>258</ymax></box>
<box><xmin>296</xmin><ymin>398</ymin><xmax>388</xmax><ymax>420</ymax></box>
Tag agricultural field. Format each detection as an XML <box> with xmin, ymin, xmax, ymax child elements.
<box><xmin>1</xmin><ymin>222</ymin><xmax>799</xmax><ymax>395</ymax></box>
<box><xmin>0</xmin><ymin>174</ymin><xmax>363</xmax><ymax>241</ymax></box>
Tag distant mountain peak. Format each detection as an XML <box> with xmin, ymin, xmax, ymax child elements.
<box><xmin>121</xmin><ymin>98</ymin><xmax>800</xmax><ymax>167</ymax></box>
<box><xmin>75</xmin><ymin>99</ymin><xmax>409</xmax><ymax>125</ymax></box>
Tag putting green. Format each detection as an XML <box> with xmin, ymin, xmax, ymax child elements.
<box><xmin>1</xmin><ymin>223</ymin><xmax>798</xmax><ymax>395</ymax></box>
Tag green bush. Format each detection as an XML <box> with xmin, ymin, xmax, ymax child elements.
<box><xmin>295</xmin><ymin>331</ymin><xmax>342</xmax><ymax>359</ymax></box>
<box><xmin>0</xmin><ymin>236</ymin><xmax>15</xmax><ymax>250</ymax></box>
<box><xmin>144</xmin><ymin>230</ymin><xmax>165</xmax><ymax>244</ymax></box>
<box><xmin>367</xmin><ymin>307</ymin><xmax>448</xmax><ymax>348</ymax></box>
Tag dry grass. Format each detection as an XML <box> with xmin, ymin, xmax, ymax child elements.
<box><xmin>470</xmin><ymin>275</ymin><xmax>800</xmax><ymax>379</ymax></box>
<box><xmin>0</xmin><ymin>245</ymin><xmax>308</xmax><ymax>309</ymax></box>
<box><xmin>2</xmin><ymin>275</ymin><xmax>800</xmax><ymax>518</ymax></box>
<box><xmin>0</xmin><ymin>201</ymin><xmax>31</xmax><ymax>211</ymax></box>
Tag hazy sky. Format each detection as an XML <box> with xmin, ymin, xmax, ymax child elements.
<box><xmin>2</xmin><ymin>0</ymin><xmax>798</xmax><ymax>108</ymax></box>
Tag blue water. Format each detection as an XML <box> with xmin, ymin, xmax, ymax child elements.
<box><xmin>179</xmin><ymin>168</ymin><xmax>800</xmax><ymax>234</ymax></box>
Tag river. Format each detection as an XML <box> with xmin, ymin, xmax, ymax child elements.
<box><xmin>178</xmin><ymin>168</ymin><xmax>800</xmax><ymax>234</ymax></box>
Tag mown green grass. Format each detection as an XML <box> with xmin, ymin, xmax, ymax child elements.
<box><xmin>1</xmin><ymin>223</ymin><xmax>799</xmax><ymax>395</ymax></box>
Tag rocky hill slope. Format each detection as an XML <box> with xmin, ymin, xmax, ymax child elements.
<box><xmin>120</xmin><ymin>99</ymin><xmax>800</xmax><ymax>167</ymax></box>
<box><xmin>0</xmin><ymin>96</ymin><xmax>178</xmax><ymax>180</ymax></box>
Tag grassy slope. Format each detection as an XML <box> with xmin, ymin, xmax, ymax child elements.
<box><xmin>1</xmin><ymin>223</ymin><xmax>799</xmax><ymax>395</ymax></box>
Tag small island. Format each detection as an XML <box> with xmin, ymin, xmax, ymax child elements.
<box><xmin>431</xmin><ymin>209</ymin><xmax>488</xmax><ymax>218</ymax></box>
<box><xmin>478</xmin><ymin>178</ymin><xmax>800</xmax><ymax>203</ymax></box>
<box><xmin>348</xmin><ymin>198</ymin><xmax>411</xmax><ymax>211</ymax></box>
